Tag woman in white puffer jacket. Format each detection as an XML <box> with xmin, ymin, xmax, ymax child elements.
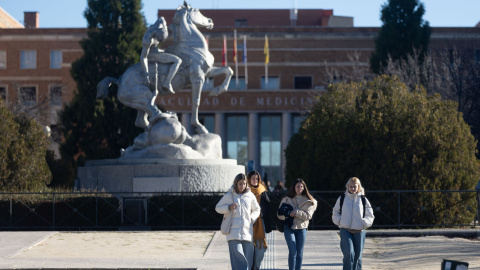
<box><xmin>216</xmin><ymin>173</ymin><xmax>260</xmax><ymax>270</ymax></box>
<box><xmin>332</xmin><ymin>177</ymin><xmax>374</xmax><ymax>270</ymax></box>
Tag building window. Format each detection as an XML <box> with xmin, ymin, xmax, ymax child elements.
<box><xmin>50</xmin><ymin>50</ymin><xmax>62</xmax><ymax>69</ymax></box>
<box><xmin>261</xmin><ymin>76</ymin><xmax>280</xmax><ymax>90</ymax></box>
<box><xmin>0</xmin><ymin>86</ymin><xmax>6</xmax><ymax>100</ymax></box>
<box><xmin>20</xmin><ymin>50</ymin><xmax>36</xmax><ymax>69</ymax></box>
<box><xmin>19</xmin><ymin>86</ymin><xmax>36</xmax><ymax>106</ymax></box>
<box><xmin>0</xmin><ymin>50</ymin><xmax>6</xmax><ymax>69</ymax></box>
<box><xmin>260</xmin><ymin>114</ymin><xmax>282</xmax><ymax>186</ymax></box>
<box><xmin>226</xmin><ymin>115</ymin><xmax>248</xmax><ymax>166</ymax></box>
<box><xmin>235</xmin><ymin>19</ymin><xmax>248</xmax><ymax>27</ymax></box>
<box><xmin>292</xmin><ymin>113</ymin><xmax>307</xmax><ymax>134</ymax></box>
<box><xmin>198</xmin><ymin>114</ymin><xmax>215</xmax><ymax>133</ymax></box>
<box><xmin>475</xmin><ymin>49</ymin><xmax>480</xmax><ymax>64</ymax></box>
<box><xmin>294</xmin><ymin>76</ymin><xmax>312</xmax><ymax>89</ymax></box>
<box><xmin>228</xmin><ymin>77</ymin><xmax>246</xmax><ymax>90</ymax></box>
<box><xmin>202</xmin><ymin>77</ymin><xmax>214</xmax><ymax>90</ymax></box>
<box><xmin>50</xmin><ymin>85</ymin><xmax>62</xmax><ymax>106</ymax></box>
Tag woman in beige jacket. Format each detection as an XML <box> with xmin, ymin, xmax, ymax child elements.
<box><xmin>277</xmin><ymin>178</ymin><xmax>317</xmax><ymax>270</ymax></box>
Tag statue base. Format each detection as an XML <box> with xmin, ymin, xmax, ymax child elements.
<box><xmin>77</xmin><ymin>158</ymin><xmax>244</xmax><ymax>194</ymax></box>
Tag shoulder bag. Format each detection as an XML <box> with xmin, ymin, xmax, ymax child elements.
<box><xmin>220</xmin><ymin>192</ymin><xmax>236</xmax><ymax>235</ymax></box>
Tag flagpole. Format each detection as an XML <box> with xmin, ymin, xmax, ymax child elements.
<box><xmin>206</xmin><ymin>35</ymin><xmax>210</xmax><ymax>85</ymax></box>
<box><xmin>266</xmin><ymin>64</ymin><xmax>268</xmax><ymax>85</ymax></box>
<box><xmin>243</xmin><ymin>35</ymin><xmax>248</xmax><ymax>90</ymax></box>
<box><xmin>222</xmin><ymin>35</ymin><xmax>227</xmax><ymax>67</ymax></box>
<box><xmin>234</xmin><ymin>29</ymin><xmax>238</xmax><ymax>89</ymax></box>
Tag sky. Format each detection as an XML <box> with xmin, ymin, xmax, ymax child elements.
<box><xmin>0</xmin><ymin>0</ymin><xmax>478</xmax><ymax>28</ymax></box>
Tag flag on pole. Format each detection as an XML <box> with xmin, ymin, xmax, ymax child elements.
<box><xmin>233</xmin><ymin>30</ymin><xmax>238</xmax><ymax>88</ymax></box>
<box><xmin>233</xmin><ymin>31</ymin><xmax>237</xmax><ymax>64</ymax></box>
<box><xmin>264</xmin><ymin>35</ymin><xmax>269</xmax><ymax>84</ymax></box>
<box><xmin>243</xmin><ymin>35</ymin><xmax>248</xmax><ymax>89</ymax></box>
<box><xmin>222</xmin><ymin>35</ymin><xmax>227</xmax><ymax>66</ymax></box>
<box><xmin>264</xmin><ymin>35</ymin><xmax>269</xmax><ymax>65</ymax></box>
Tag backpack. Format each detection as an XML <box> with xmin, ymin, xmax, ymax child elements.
<box><xmin>339</xmin><ymin>194</ymin><xmax>366</xmax><ymax>218</ymax></box>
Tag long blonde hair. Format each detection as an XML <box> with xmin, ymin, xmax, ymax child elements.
<box><xmin>345</xmin><ymin>177</ymin><xmax>364</xmax><ymax>194</ymax></box>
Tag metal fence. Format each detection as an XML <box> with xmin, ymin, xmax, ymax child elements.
<box><xmin>0</xmin><ymin>190</ymin><xmax>478</xmax><ymax>230</ymax></box>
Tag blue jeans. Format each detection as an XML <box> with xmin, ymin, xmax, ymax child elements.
<box><xmin>339</xmin><ymin>228</ymin><xmax>365</xmax><ymax>270</ymax></box>
<box><xmin>284</xmin><ymin>225</ymin><xmax>306</xmax><ymax>270</ymax></box>
<box><xmin>252</xmin><ymin>244</ymin><xmax>266</xmax><ymax>270</ymax></box>
<box><xmin>228</xmin><ymin>240</ymin><xmax>254</xmax><ymax>270</ymax></box>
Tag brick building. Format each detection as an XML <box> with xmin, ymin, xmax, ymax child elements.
<box><xmin>0</xmin><ymin>7</ymin><xmax>479</xmax><ymax>186</ymax></box>
<box><xmin>0</xmin><ymin>11</ymin><xmax>85</xmax><ymax>155</ymax></box>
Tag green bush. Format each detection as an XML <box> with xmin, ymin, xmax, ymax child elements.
<box><xmin>0</xmin><ymin>100</ymin><xmax>51</xmax><ymax>192</ymax></box>
<box><xmin>285</xmin><ymin>76</ymin><xmax>480</xmax><ymax>225</ymax></box>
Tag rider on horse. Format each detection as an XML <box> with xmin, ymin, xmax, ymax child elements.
<box><xmin>140</xmin><ymin>17</ymin><xmax>182</xmax><ymax>95</ymax></box>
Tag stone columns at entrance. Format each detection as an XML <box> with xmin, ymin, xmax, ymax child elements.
<box><xmin>282</xmin><ymin>112</ymin><xmax>292</xmax><ymax>183</ymax></box>
<box><xmin>215</xmin><ymin>112</ymin><xmax>225</xmax><ymax>157</ymax></box>
<box><xmin>248</xmin><ymin>112</ymin><xmax>259</xmax><ymax>171</ymax></box>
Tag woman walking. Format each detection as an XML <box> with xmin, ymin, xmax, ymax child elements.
<box><xmin>216</xmin><ymin>173</ymin><xmax>261</xmax><ymax>270</ymax></box>
<box><xmin>247</xmin><ymin>171</ymin><xmax>272</xmax><ymax>270</ymax></box>
<box><xmin>332</xmin><ymin>177</ymin><xmax>375</xmax><ymax>270</ymax></box>
<box><xmin>277</xmin><ymin>178</ymin><xmax>317</xmax><ymax>270</ymax></box>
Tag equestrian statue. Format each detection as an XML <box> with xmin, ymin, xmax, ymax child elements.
<box><xmin>97</xmin><ymin>2</ymin><xmax>233</xmax><ymax>136</ymax></box>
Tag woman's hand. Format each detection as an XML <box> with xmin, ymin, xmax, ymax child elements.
<box><xmin>289</xmin><ymin>210</ymin><xmax>296</xmax><ymax>217</ymax></box>
<box><xmin>229</xmin><ymin>203</ymin><xmax>238</xmax><ymax>210</ymax></box>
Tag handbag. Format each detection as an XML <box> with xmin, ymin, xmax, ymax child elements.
<box><xmin>220</xmin><ymin>192</ymin><xmax>236</xmax><ymax>235</ymax></box>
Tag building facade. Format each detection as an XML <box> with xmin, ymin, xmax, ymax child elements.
<box><xmin>1</xmin><ymin>7</ymin><xmax>479</xmax><ymax>186</ymax></box>
<box><xmin>0</xmin><ymin>11</ymin><xmax>85</xmax><ymax>154</ymax></box>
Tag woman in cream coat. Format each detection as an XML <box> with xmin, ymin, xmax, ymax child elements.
<box><xmin>277</xmin><ymin>178</ymin><xmax>317</xmax><ymax>270</ymax></box>
<box><xmin>216</xmin><ymin>173</ymin><xmax>261</xmax><ymax>270</ymax></box>
<box><xmin>332</xmin><ymin>177</ymin><xmax>375</xmax><ymax>270</ymax></box>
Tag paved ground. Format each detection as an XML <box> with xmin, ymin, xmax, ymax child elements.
<box><xmin>0</xmin><ymin>230</ymin><xmax>478</xmax><ymax>269</ymax></box>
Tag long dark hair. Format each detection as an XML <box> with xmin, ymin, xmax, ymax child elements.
<box><xmin>285</xmin><ymin>178</ymin><xmax>314</xmax><ymax>201</ymax></box>
<box><xmin>233</xmin><ymin>173</ymin><xmax>247</xmax><ymax>194</ymax></box>
<box><xmin>246</xmin><ymin>170</ymin><xmax>265</xmax><ymax>188</ymax></box>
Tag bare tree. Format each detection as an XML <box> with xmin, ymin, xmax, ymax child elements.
<box><xmin>324</xmin><ymin>51</ymin><xmax>372</xmax><ymax>85</ymax></box>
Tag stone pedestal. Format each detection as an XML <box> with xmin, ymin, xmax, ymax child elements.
<box><xmin>77</xmin><ymin>158</ymin><xmax>244</xmax><ymax>193</ymax></box>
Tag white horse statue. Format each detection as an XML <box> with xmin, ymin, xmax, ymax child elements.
<box><xmin>97</xmin><ymin>2</ymin><xmax>233</xmax><ymax>134</ymax></box>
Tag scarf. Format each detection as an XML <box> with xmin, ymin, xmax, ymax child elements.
<box><xmin>250</xmin><ymin>184</ymin><xmax>267</xmax><ymax>249</ymax></box>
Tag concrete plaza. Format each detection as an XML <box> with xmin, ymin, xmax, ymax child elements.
<box><xmin>0</xmin><ymin>230</ymin><xmax>478</xmax><ymax>269</ymax></box>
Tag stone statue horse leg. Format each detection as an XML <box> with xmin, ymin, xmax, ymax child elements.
<box><xmin>207</xmin><ymin>66</ymin><xmax>234</xmax><ymax>96</ymax></box>
<box><xmin>97</xmin><ymin>73</ymin><xmax>170</xmax><ymax>131</ymax></box>
<box><xmin>189</xmin><ymin>63</ymin><xmax>209</xmax><ymax>134</ymax></box>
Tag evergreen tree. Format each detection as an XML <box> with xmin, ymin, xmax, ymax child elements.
<box><xmin>0</xmin><ymin>100</ymin><xmax>51</xmax><ymax>191</ymax></box>
<box><xmin>59</xmin><ymin>0</ymin><xmax>146</xmax><ymax>168</ymax></box>
<box><xmin>370</xmin><ymin>0</ymin><xmax>431</xmax><ymax>74</ymax></box>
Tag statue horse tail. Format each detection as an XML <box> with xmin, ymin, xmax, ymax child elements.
<box><xmin>96</xmin><ymin>77</ymin><xmax>119</xmax><ymax>99</ymax></box>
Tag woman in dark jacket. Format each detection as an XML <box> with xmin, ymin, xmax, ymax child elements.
<box><xmin>247</xmin><ymin>171</ymin><xmax>271</xmax><ymax>270</ymax></box>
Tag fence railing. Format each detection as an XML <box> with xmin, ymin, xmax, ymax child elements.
<box><xmin>0</xmin><ymin>190</ymin><xmax>478</xmax><ymax>230</ymax></box>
